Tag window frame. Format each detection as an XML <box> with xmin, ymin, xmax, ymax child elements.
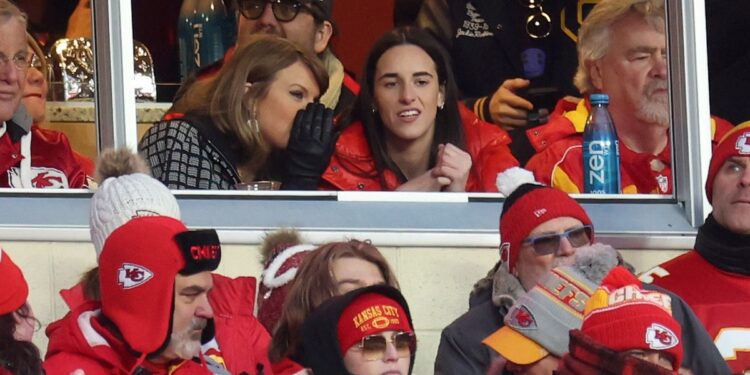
<box><xmin>0</xmin><ymin>0</ymin><xmax>712</xmax><ymax>250</ymax></box>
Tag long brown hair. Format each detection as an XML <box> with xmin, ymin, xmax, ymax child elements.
<box><xmin>175</xmin><ymin>34</ymin><xmax>328</xmax><ymax>180</ymax></box>
<box><xmin>0</xmin><ymin>304</ymin><xmax>42</xmax><ymax>375</ymax></box>
<box><xmin>268</xmin><ymin>239</ymin><xmax>399</xmax><ymax>362</ymax></box>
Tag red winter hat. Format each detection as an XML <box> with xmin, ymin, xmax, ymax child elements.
<box><xmin>337</xmin><ymin>292</ymin><xmax>413</xmax><ymax>354</ymax></box>
<box><xmin>706</xmin><ymin>121</ymin><xmax>750</xmax><ymax>203</ymax></box>
<box><xmin>497</xmin><ymin>168</ymin><xmax>592</xmax><ymax>272</ymax></box>
<box><xmin>581</xmin><ymin>267</ymin><xmax>682</xmax><ymax>370</ymax></box>
<box><xmin>0</xmin><ymin>248</ymin><xmax>28</xmax><ymax>315</ymax></box>
<box><xmin>257</xmin><ymin>241</ymin><xmax>315</xmax><ymax>333</ymax></box>
<box><xmin>99</xmin><ymin>216</ymin><xmax>221</xmax><ymax>355</ymax></box>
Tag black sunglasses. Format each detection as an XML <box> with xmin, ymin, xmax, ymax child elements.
<box><xmin>238</xmin><ymin>0</ymin><xmax>320</xmax><ymax>22</ymax></box>
<box><xmin>355</xmin><ymin>331</ymin><xmax>416</xmax><ymax>361</ymax></box>
<box><xmin>522</xmin><ymin>225</ymin><xmax>593</xmax><ymax>255</ymax></box>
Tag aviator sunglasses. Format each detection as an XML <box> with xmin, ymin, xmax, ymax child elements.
<box><xmin>354</xmin><ymin>331</ymin><xmax>416</xmax><ymax>361</ymax></box>
<box><xmin>238</xmin><ymin>0</ymin><xmax>323</xmax><ymax>22</ymax></box>
<box><xmin>522</xmin><ymin>225</ymin><xmax>593</xmax><ymax>255</ymax></box>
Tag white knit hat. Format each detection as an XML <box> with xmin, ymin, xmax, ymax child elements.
<box><xmin>89</xmin><ymin>148</ymin><xmax>180</xmax><ymax>257</ymax></box>
<box><xmin>90</xmin><ymin>173</ymin><xmax>180</xmax><ymax>256</ymax></box>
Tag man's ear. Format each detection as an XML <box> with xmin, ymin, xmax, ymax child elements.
<box><xmin>313</xmin><ymin>20</ymin><xmax>334</xmax><ymax>55</ymax></box>
<box><xmin>589</xmin><ymin>59</ymin><xmax>605</xmax><ymax>91</ymax></box>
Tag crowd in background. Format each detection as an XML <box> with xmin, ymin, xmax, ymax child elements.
<box><xmin>2</xmin><ymin>0</ymin><xmax>750</xmax><ymax>374</ymax></box>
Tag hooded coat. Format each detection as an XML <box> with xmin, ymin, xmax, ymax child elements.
<box><xmin>43</xmin><ymin>301</ymin><xmax>212</xmax><ymax>375</ymax></box>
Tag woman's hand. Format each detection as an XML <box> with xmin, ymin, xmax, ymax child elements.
<box><xmin>395</xmin><ymin>170</ymin><xmax>451</xmax><ymax>192</ymax></box>
<box><xmin>433</xmin><ymin>143</ymin><xmax>472</xmax><ymax>192</ymax></box>
<box><xmin>281</xmin><ymin>103</ymin><xmax>335</xmax><ymax>190</ymax></box>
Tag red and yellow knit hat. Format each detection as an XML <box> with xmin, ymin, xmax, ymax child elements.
<box><xmin>581</xmin><ymin>267</ymin><xmax>683</xmax><ymax>370</ymax></box>
<box><xmin>0</xmin><ymin>248</ymin><xmax>28</xmax><ymax>315</ymax></box>
<box><xmin>336</xmin><ymin>292</ymin><xmax>414</xmax><ymax>354</ymax></box>
<box><xmin>706</xmin><ymin>121</ymin><xmax>750</xmax><ymax>203</ymax></box>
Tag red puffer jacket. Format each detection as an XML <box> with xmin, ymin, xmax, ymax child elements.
<box><xmin>321</xmin><ymin>104</ymin><xmax>518</xmax><ymax>192</ymax></box>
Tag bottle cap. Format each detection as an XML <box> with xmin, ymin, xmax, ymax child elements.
<box><xmin>590</xmin><ymin>93</ymin><xmax>609</xmax><ymax>105</ymax></box>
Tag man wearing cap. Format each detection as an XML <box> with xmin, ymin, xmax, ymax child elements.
<box><xmin>435</xmin><ymin>167</ymin><xmax>598</xmax><ymax>374</ymax></box>
<box><xmin>524</xmin><ymin>0</ymin><xmax>732</xmax><ymax>194</ymax></box>
<box><xmin>644</xmin><ymin>121</ymin><xmax>750</xmax><ymax>374</ymax></box>
<box><xmin>43</xmin><ymin>217</ymin><xmax>222</xmax><ymax>374</ymax></box>
<box><xmin>55</xmin><ymin>148</ymin><xmax>273</xmax><ymax>374</ymax></box>
<box><xmin>436</xmin><ymin>168</ymin><xmax>730</xmax><ymax>375</ymax></box>
<box><xmin>172</xmin><ymin>0</ymin><xmax>357</xmax><ymax>118</ymax></box>
<box><xmin>483</xmin><ymin>244</ymin><xmax>618</xmax><ymax>374</ymax></box>
<box><xmin>560</xmin><ymin>266</ymin><xmax>684</xmax><ymax>374</ymax></box>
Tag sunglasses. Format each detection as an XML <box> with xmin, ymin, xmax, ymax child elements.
<box><xmin>355</xmin><ymin>331</ymin><xmax>416</xmax><ymax>361</ymax></box>
<box><xmin>517</xmin><ymin>0</ymin><xmax>551</xmax><ymax>39</ymax></box>
<box><xmin>238</xmin><ymin>0</ymin><xmax>320</xmax><ymax>22</ymax></box>
<box><xmin>522</xmin><ymin>225</ymin><xmax>593</xmax><ymax>255</ymax></box>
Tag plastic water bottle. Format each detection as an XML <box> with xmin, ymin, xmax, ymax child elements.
<box><xmin>583</xmin><ymin>93</ymin><xmax>621</xmax><ymax>194</ymax></box>
<box><xmin>177</xmin><ymin>0</ymin><xmax>235</xmax><ymax>81</ymax></box>
<box><xmin>177</xmin><ymin>0</ymin><xmax>197</xmax><ymax>81</ymax></box>
<box><xmin>194</xmin><ymin>0</ymin><xmax>233</xmax><ymax>68</ymax></box>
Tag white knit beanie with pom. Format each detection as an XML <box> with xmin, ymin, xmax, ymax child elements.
<box><xmin>89</xmin><ymin>148</ymin><xmax>180</xmax><ymax>257</ymax></box>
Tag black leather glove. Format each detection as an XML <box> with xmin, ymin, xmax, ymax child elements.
<box><xmin>281</xmin><ymin>103</ymin><xmax>335</xmax><ymax>190</ymax></box>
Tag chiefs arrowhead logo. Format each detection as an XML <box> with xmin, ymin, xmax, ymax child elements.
<box><xmin>508</xmin><ymin>305</ymin><xmax>537</xmax><ymax>330</ymax></box>
<box><xmin>117</xmin><ymin>263</ymin><xmax>153</xmax><ymax>289</ymax></box>
<box><xmin>645</xmin><ymin>323</ymin><xmax>679</xmax><ymax>350</ymax></box>
<box><xmin>734</xmin><ymin>132</ymin><xmax>750</xmax><ymax>154</ymax></box>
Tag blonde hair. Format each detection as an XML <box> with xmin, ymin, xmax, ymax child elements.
<box><xmin>0</xmin><ymin>0</ymin><xmax>27</xmax><ymax>28</ymax></box>
<box><xmin>176</xmin><ymin>35</ymin><xmax>328</xmax><ymax>179</ymax></box>
<box><xmin>573</xmin><ymin>0</ymin><xmax>665</xmax><ymax>94</ymax></box>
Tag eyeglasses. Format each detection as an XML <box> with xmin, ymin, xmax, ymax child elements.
<box><xmin>522</xmin><ymin>225</ymin><xmax>593</xmax><ymax>255</ymax></box>
<box><xmin>238</xmin><ymin>0</ymin><xmax>321</xmax><ymax>22</ymax></box>
<box><xmin>355</xmin><ymin>331</ymin><xmax>416</xmax><ymax>361</ymax></box>
<box><xmin>30</xmin><ymin>53</ymin><xmax>43</xmax><ymax>71</ymax></box>
<box><xmin>0</xmin><ymin>52</ymin><xmax>31</xmax><ymax>70</ymax></box>
<box><xmin>518</xmin><ymin>0</ymin><xmax>551</xmax><ymax>39</ymax></box>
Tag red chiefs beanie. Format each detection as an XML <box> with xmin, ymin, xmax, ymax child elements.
<box><xmin>499</xmin><ymin>181</ymin><xmax>592</xmax><ymax>273</ymax></box>
<box><xmin>706</xmin><ymin>121</ymin><xmax>750</xmax><ymax>203</ymax></box>
<box><xmin>337</xmin><ymin>292</ymin><xmax>413</xmax><ymax>355</ymax></box>
<box><xmin>581</xmin><ymin>266</ymin><xmax>683</xmax><ymax>370</ymax></box>
<box><xmin>0</xmin><ymin>248</ymin><xmax>28</xmax><ymax>315</ymax></box>
<box><xmin>99</xmin><ymin>216</ymin><xmax>221</xmax><ymax>355</ymax></box>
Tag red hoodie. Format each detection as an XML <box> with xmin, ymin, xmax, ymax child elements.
<box><xmin>43</xmin><ymin>301</ymin><xmax>212</xmax><ymax>375</ymax></box>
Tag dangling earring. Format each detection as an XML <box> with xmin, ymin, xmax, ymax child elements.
<box><xmin>438</xmin><ymin>102</ymin><xmax>445</xmax><ymax>110</ymax></box>
<box><xmin>248</xmin><ymin>102</ymin><xmax>260</xmax><ymax>137</ymax></box>
<box><xmin>247</xmin><ymin>118</ymin><xmax>260</xmax><ymax>136</ymax></box>
<box><xmin>371</xmin><ymin>105</ymin><xmax>377</xmax><ymax>114</ymax></box>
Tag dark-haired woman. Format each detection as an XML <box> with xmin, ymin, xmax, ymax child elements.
<box><xmin>0</xmin><ymin>249</ymin><xmax>42</xmax><ymax>375</ymax></box>
<box><xmin>321</xmin><ymin>27</ymin><xmax>518</xmax><ymax>192</ymax></box>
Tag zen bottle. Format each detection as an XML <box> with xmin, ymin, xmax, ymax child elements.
<box><xmin>583</xmin><ymin>93</ymin><xmax>621</xmax><ymax>194</ymax></box>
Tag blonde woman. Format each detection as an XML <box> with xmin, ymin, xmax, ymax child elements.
<box><xmin>140</xmin><ymin>34</ymin><xmax>333</xmax><ymax>190</ymax></box>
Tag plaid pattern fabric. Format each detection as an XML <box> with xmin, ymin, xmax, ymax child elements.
<box><xmin>557</xmin><ymin>330</ymin><xmax>678</xmax><ymax>375</ymax></box>
<box><xmin>138</xmin><ymin>119</ymin><xmax>241</xmax><ymax>190</ymax></box>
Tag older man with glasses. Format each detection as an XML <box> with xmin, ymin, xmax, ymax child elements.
<box><xmin>434</xmin><ymin>167</ymin><xmax>730</xmax><ymax>375</ymax></box>
<box><xmin>0</xmin><ymin>0</ymin><xmax>85</xmax><ymax>189</ymax></box>
<box><xmin>175</xmin><ymin>0</ymin><xmax>357</xmax><ymax>117</ymax></box>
